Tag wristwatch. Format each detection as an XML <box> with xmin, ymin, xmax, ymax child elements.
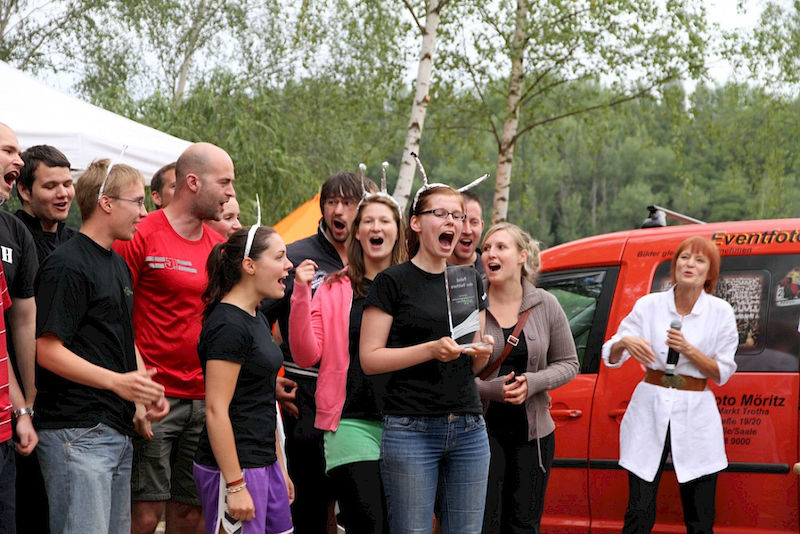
<box><xmin>12</xmin><ymin>407</ymin><xmax>34</xmax><ymax>419</ymax></box>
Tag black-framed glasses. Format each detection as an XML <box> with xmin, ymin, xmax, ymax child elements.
<box><xmin>108</xmin><ymin>196</ymin><xmax>145</xmax><ymax>207</ymax></box>
<box><xmin>417</xmin><ymin>208</ymin><xmax>466</xmax><ymax>221</ymax></box>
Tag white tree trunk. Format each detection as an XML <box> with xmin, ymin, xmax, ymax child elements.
<box><xmin>491</xmin><ymin>0</ymin><xmax>527</xmax><ymax>224</ymax></box>
<box><xmin>173</xmin><ymin>0</ymin><xmax>209</xmax><ymax>104</ymax></box>
<box><xmin>393</xmin><ymin>0</ymin><xmax>442</xmax><ymax>212</ymax></box>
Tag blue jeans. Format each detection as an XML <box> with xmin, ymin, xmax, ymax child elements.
<box><xmin>37</xmin><ymin>423</ymin><xmax>133</xmax><ymax>534</ymax></box>
<box><xmin>380</xmin><ymin>414</ymin><xmax>490</xmax><ymax>534</ymax></box>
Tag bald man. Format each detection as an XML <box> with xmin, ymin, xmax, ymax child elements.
<box><xmin>0</xmin><ymin>123</ymin><xmax>39</xmax><ymax>533</ymax></box>
<box><xmin>114</xmin><ymin>142</ymin><xmax>235</xmax><ymax>534</ymax></box>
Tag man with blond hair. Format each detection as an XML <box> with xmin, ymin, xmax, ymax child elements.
<box><xmin>35</xmin><ymin>159</ymin><xmax>167</xmax><ymax>534</ymax></box>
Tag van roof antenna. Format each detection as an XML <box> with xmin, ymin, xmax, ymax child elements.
<box><xmin>641</xmin><ymin>205</ymin><xmax>705</xmax><ymax>228</ymax></box>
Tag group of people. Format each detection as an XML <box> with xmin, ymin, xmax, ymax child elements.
<box><xmin>0</xmin><ymin>116</ymin><xmax>739</xmax><ymax>534</ymax></box>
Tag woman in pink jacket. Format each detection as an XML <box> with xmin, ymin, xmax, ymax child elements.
<box><xmin>289</xmin><ymin>191</ymin><xmax>406</xmax><ymax>534</ymax></box>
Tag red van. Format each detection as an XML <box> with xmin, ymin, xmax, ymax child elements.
<box><xmin>539</xmin><ymin>217</ymin><xmax>800</xmax><ymax>532</ymax></box>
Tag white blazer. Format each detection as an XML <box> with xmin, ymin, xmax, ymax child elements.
<box><xmin>602</xmin><ymin>287</ymin><xmax>738</xmax><ymax>482</ymax></box>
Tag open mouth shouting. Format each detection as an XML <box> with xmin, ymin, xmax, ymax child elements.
<box><xmin>487</xmin><ymin>261</ymin><xmax>501</xmax><ymax>273</ymax></box>
<box><xmin>438</xmin><ymin>231</ymin><xmax>455</xmax><ymax>252</ymax></box>
<box><xmin>3</xmin><ymin>169</ymin><xmax>18</xmax><ymax>187</ymax></box>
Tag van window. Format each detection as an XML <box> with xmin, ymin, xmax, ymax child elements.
<box><xmin>537</xmin><ymin>267</ymin><xmax>618</xmax><ymax>373</ymax></box>
<box><xmin>651</xmin><ymin>254</ymin><xmax>800</xmax><ymax>372</ymax></box>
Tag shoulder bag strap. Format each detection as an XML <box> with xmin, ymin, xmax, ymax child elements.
<box><xmin>478</xmin><ymin>308</ymin><xmax>532</xmax><ymax>381</ymax></box>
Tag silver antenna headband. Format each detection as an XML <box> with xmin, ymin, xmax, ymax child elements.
<box><xmin>409</xmin><ymin>152</ymin><xmax>488</xmax><ymax>213</ymax></box>
<box><xmin>356</xmin><ymin>162</ymin><xmax>401</xmax><ymax>216</ymax></box>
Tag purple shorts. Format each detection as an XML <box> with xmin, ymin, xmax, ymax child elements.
<box><xmin>193</xmin><ymin>462</ymin><xmax>293</xmax><ymax>534</ymax></box>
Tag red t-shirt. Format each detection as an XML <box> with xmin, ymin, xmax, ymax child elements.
<box><xmin>0</xmin><ymin>267</ymin><xmax>13</xmax><ymax>442</ymax></box>
<box><xmin>114</xmin><ymin>210</ymin><xmax>223</xmax><ymax>399</ymax></box>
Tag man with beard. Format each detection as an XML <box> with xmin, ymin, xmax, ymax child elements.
<box><xmin>263</xmin><ymin>171</ymin><xmax>370</xmax><ymax>533</ymax></box>
<box><xmin>449</xmin><ymin>190</ymin><xmax>485</xmax><ymax>276</ymax></box>
<box><xmin>114</xmin><ymin>142</ymin><xmax>235</xmax><ymax>534</ymax></box>
<box><xmin>16</xmin><ymin>145</ymin><xmax>77</xmax><ymax>263</ymax></box>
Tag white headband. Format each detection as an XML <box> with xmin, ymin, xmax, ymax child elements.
<box><xmin>243</xmin><ymin>194</ymin><xmax>262</xmax><ymax>259</ymax></box>
<box><xmin>97</xmin><ymin>145</ymin><xmax>129</xmax><ymax>200</ymax></box>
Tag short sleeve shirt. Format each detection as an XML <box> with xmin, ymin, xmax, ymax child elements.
<box><xmin>0</xmin><ymin>211</ymin><xmax>37</xmax><ymax>299</ymax></box>
<box><xmin>34</xmin><ymin>234</ymin><xmax>137</xmax><ymax>435</ymax></box>
<box><xmin>364</xmin><ymin>261</ymin><xmax>486</xmax><ymax>416</ymax></box>
<box><xmin>113</xmin><ymin>210</ymin><xmax>224</xmax><ymax>399</ymax></box>
<box><xmin>195</xmin><ymin>304</ymin><xmax>283</xmax><ymax>468</ymax></box>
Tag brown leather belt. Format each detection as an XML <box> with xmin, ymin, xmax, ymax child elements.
<box><xmin>644</xmin><ymin>370</ymin><xmax>707</xmax><ymax>391</ymax></box>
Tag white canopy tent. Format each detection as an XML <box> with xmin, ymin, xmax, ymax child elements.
<box><xmin>0</xmin><ymin>61</ymin><xmax>191</xmax><ymax>183</ymax></box>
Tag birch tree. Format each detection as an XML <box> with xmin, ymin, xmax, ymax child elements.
<box><xmin>445</xmin><ymin>0</ymin><xmax>717</xmax><ymax>223</ymax></box>
<box><xmin>394</xmin><ymin>0</ymin><xmax>452</xmax><ymax>211</ymax></box>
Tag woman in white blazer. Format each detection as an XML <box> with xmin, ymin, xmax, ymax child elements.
<box><xmin>603</xmin><ymin>236</ymin><xmax>738</xmax><ymax>533</ymax></box>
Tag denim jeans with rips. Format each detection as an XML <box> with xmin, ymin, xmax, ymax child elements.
<box><xmin>380</xmin><ymin>413</ymin><xmax>490</xmax><ymax>534</ymax></box>
<box><xmin>37</xmin><ymin>423</ymin><xmax>133</xmax><ymax>534</ymax></box>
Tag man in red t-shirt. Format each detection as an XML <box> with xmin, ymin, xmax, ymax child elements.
<box><xmin>0</xmin><ymin>122</ymin><xmax>38</xmax><ymax>533</ymax></box>
<box><xmin>115</xmin><ymin>142</ymin><xmax>235</xmax><ymax>534</ymax></box>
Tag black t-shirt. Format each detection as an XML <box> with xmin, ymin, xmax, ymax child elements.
<box><xmin>342</xmin><ymin>279</ymin><xmax>382</xmax><ymax>420</ymax></box>
<box><xmin>195</xmin><ymin>303</ymin><xmax>283</xmax><ymax>469</ymax></box>
<box><xmin>34</xmin><ymin>233</ymin><xmax>138</xmax><ymax>435</ymax></box>
<box><xmin>0</xmin><ymin>211</ymin><xmax>37</xmax><ymax>299</ymax></box>
<box><xmin>15</xmin><ymin>209</ymin><xmax>78</xmax><ymax>264</ymax></box>
<box><xmin>365</xmin><ymin>261</ymin><xmax>486</xmax><ymax>416</ymax></box>
<box><xmin>0</xmin><ymin>210</ymin><xmax>38</xmax><ymax>393</ymax></box>
<box><xmin>486</xmin><ymin>326</ymin><xmax>529</xmax><ymax>442</ymax></box>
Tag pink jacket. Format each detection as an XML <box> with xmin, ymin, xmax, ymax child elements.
<box><xmin>289</xmin><ymin>274</ymin><xmax>353</xmax><ymax>431</ymax></box>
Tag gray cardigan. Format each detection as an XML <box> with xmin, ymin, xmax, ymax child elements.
<box><xmin>477</xmin><ymin>279</ymin><xmax>579</xmax><ymax>441</ymax></box>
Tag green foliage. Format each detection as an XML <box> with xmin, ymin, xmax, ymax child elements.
<box><xmin>3</xmin><ymin>0</ymin><xmax>800</xmax><ymax>248</ymax></box>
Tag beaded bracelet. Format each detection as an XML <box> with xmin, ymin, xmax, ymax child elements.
<box><xmin>226</xmin><ymin>482</ymin><xmax>247</xmax><ymax>495</ymax></box>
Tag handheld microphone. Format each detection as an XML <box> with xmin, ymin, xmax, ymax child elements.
<box><xmin>665</xmin><ymin>319</ymin><xmax>681</xmax><ymax>376</ymax></box>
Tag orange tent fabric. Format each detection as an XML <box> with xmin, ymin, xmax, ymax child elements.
<box><xmin>272</xmin><ymin>193</ymin><xmax>321</xmax><ymax>245</ymax></box>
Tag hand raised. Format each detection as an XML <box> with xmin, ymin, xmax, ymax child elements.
<box><xmin>622</xmin><ymin>336</ymin><xmax>657</xmax><ymax>365</ymax></box>
<box><xmin>294</xmin><ymin>259</ymin><xmax>318</xmax><ymax>286</ymax></box>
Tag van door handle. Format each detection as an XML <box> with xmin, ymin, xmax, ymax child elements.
<box><xmin>608</xmin><ymin>408</ymin><xmax>627</xmax><ymax>420</ymax></box>
<box><xmin>550</xmin><ymin>409</ymin><xmax>582</xmax><ymax>418</ymax></box>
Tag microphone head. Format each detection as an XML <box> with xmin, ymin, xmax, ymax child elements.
<box><xmin>670</xmin><ymin>319</ymin><xmax>682</xmax><ymax>330</ymax></box>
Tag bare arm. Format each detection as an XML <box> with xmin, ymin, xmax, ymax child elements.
<box><xmin>8</xmin><ymin>297</ymin><xmax>36</xmax><ymax>405</ymax></box>
<box><xmin>205</xmin><ymin>359</ymin><xmax>255</xmax><ymax>521</ymax></box>
<box><xmin>36</xmin><ymin>334</ymin><xmax>164</xmax><ymax>405</ymax></box>
<box><xmin>275</xmin><ymin>428</ymin><xmax>294</xmax><ymax>503</ymax></box>
<box><xmin>359</xmin><ymin>307</ymin><xmax>463</xmax><ymax>375</ymax></box>
<box><xmin>8</xmin><ymin>365</ymin><xmax>36</xmax><ymax>455</ymax></box>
